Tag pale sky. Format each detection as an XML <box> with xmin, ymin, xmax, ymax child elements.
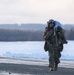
<box><xmin>0</xmin><ymin>0</ymin><xmax>74</xmax><ymax>24</ymax></box>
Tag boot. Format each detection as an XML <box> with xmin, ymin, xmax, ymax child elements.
<box><xmin>49</xmin><ymin>67</ymin><xmax>54</xmax><ymax>71</ymax></box>
<box><xmin>54</xmin><ymin>63</ymin><xmax>58</xmax><ymax>71</ymax></box>
<box><xmin>48</xmin><ymin>65</ymin><xmax>54</xmax><ymax>71</ymax></box>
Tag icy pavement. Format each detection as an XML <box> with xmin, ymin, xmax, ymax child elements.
<box><xmin>0</xmin><ymin>57</ymin><xmax>74</xmax><ymax>75</ymax></box>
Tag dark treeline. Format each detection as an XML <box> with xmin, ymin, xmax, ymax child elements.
<box><xmin>0</xmin><ymin>28</ymin><xmax>74</xmax><ymax>41</ymax></box>
<box><xmin>0</xmin><ymin>29</ymin><xmax>43</xmax><ymax>41</ymax></box>
<box><xmin>65</xmin><ymin>28</ymin><xmax>74</xmax><ymax>40</ymax></box>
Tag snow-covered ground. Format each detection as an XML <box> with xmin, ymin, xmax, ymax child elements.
<box><xmin>0</xmin><ymin>40</ymin><xmax>74</xmax><ymax>60</ymax></box>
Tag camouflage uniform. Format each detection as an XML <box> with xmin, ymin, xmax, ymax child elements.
<box><xmin>43</xmin><ymin>27</ymin><xmax>63</xmax><ymax>71</ymax></box>
<box><xmin>43</xmin><ymin>19</ymin><xmax>68</xmax><ymax>71</ymax></box>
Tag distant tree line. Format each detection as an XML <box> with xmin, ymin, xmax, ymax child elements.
<box><xmin>0</xmin><ymin>28</ymin><xmax>73</xmax><ymax>41</ymax></box>
<box><xmin>65</xmin><ymin>28</ymin><xmax>74</xmax><ymax>40</ymax></box>
<box><xmin>0</xmin><ymin>29</ymin><xmax>43</xmax><ymax>41</ymax></box>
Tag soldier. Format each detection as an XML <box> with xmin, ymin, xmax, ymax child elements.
<box><xmin>43</xmin><ymin>19</ymin><xmax>68</xmax><ymax>71</ymax></box>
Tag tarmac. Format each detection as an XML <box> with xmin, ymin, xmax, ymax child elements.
<box><xmin>0</xmin><ymin>57</ymin><xmax>74</xmax><ymax>75</ymax></box>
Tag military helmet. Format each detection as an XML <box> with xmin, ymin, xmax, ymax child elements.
<box><xmin>47</xmin><ymin>19</ymin><xmax>55</xmax><ymax>27</ymax></box>
<box><xmin>47</xmin><ymin>19</ymin><xmax>55</xmax><ymax>24</ymax></box>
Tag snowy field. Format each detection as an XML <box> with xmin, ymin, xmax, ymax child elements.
<box><xmin>0</xmin><ymin>40</ymin><xmax>74</xmax><ymax>60</ymax></box>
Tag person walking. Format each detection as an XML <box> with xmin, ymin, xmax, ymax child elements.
<box><xmin>43</xmin><ymin>19</ymin><xmax>68</xmax><ymax>71</ymax></box>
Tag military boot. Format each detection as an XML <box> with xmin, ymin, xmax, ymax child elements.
<box><xmin>54</xmin><ymin>63</ymin><xmax>58</xmax><ymax>71</ymax></box>
<box><xmin>49</xmin><ymin>67</ymin><xmax>54</xmax><ymax>71</ymax></box>
<box><xmin>48</xmin><ymin>65</ymin><xmax>54</xmax><ymax>71</ymax></box>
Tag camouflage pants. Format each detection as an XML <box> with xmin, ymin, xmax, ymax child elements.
<box><xmin>48</xmin><ymin>44</ymin><xmax>60</xmax><ymax>68</ymax></box>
